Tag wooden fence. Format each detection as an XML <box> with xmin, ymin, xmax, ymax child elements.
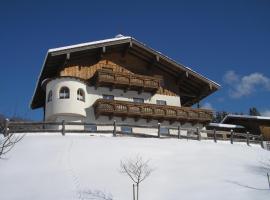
<box><xmin>0</xmin><ymin>119</ymin><xmax>265</xmax><ymax>148</ymax></box>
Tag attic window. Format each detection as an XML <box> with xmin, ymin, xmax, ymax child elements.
<box><xmin>59</xmin><ymin>87</ymin><xmax>70</xmax><ymax>99</ymax></box>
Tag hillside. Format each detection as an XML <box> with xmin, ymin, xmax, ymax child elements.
<box><xmin>0</xmin><ymin>134</ymin><xmax>269</xmax><ymax>200</ymax></box>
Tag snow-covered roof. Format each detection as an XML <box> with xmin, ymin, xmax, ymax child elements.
<box><xmin>221</xmin><ymin>114</ymin><xmax>270</xmax><ymax>123</ymax></box>
<box><xmin>208</xmin><ymin>123</ymin><xmax>245</xmax><ymax>129</ymax></box>
<box><xmin>48</xmin><ymin>35</ymin><xmax>220</xmax><ymax>87</ymax></box>
<box><xmin>31</xmin><ymin>34</ymin><xmax>220</xmax><ymax>109</ymax></box>
<box><xmin>48</xmin><ymin>36</ymin><xmax>132</xmax><ymax>53</ymax></box>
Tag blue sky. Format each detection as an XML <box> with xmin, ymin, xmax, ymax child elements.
<box><xmin>0</xmin><ymin>0</ymin><xmax>270</xmax><ymax>120</ymax></box>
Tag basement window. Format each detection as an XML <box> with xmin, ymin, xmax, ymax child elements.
<box><xmin>103</xmin><ymin>94</ymin><xmax>114</xmax><ymax>100</ymax></box>
<box><xmin>59</xmin><ymin>87</ymin><xmax>70</xmax><ymax>99</ymax></box>
<box><xmin>156</xmin><ymin>100</ymin><xmax>167</xmax><ymax>105</ymax></box>
<box><xmin>47</xmin><ymin>90</ymin><xmax>52</xmax><ymax>102</ymax></box>
<box><xmin>133</xmin><ymin>98</ymin><xmax>144</xmax><ymax>103</ymax></box>
<box><xmin>85</xmin><ymin>125</ymin><xmax>97</xmax><ymax>132</ymax></box>
<box><xmin>160</xmin><ymin>127</ymin><xmax>169</xmax><ymax>135</ymax></box>
<box><xmin>77</xmin><ymin>88</ymin><xmax>85</xmax><ymax>102</ymax></box>
<box><xmin>121</xmin><ymin>126</ymin><xmax>132</xmax><ymax>134</ymax></box>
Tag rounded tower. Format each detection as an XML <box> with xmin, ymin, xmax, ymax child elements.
<box><xmin>44</xmin><ymin>77</ymin><xmax>87</xmax><ymax>123</ymax></box>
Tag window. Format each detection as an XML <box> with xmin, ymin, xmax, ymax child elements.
<box><xmin>121</xmin><ymin>126</ymin><xmax>132</xmax><ymax>134</ymax></box>
<box><xmin>133</xmin><ymin>98</ymin><xmax>144</xmax><ymax>103</ymax></box>
<box><xmin>85</xmin><ymin>125</ymin><xmax>97</xmax><ymax>132</ymax></box>
<box><xmin>47</xmin><ymin>90</ymin><xmax>52</xmax><ymax>102</ymax></box>
<box><xmin>59</xmin><ymin>87</ymin><xmax>70</xmax><ymax>99</ymax></box>
<box><xmin>103</xmin><ymin>94</ymin><xmax>114</xmax><ymax>100</ymax></box>
<box><xmin>77</xmin><ymin>88</ymin><xmax>85</xmax><ymax>102</ymax></box>
<box><xmin>160</xmin><ymin>127</ymin><xmax>169</xmax><ymax>135</ymax></box>
<box><xmin>156</xmin><ymin>100</ymin><xmax>167</xmax><ymax>105</ymax></box>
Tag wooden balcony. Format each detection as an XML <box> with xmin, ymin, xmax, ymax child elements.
<box><xmin>93</xmin><ymin>99</ymin><xmax>213</xmax><ymax>124</ymax></box>
<box><xmin>92</xmin><ymin>69</ymin><xmax>161</xmax><ymax>93</ymax></box>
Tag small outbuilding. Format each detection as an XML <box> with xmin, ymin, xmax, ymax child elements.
<box><xmin>218</xmin><ymin>114</ymin><xmax>270</xmax><ymax>140</ymax></box>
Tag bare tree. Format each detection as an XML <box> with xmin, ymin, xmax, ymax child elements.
<box><xmin>120</xmin><ymin>155</ymin><xmax>154</xmax><ymax>200</ymax></box>
<box><xmin>0</xmin><ymin>133</ymin><xmax>24</xmax><ymax>159</ymax></box>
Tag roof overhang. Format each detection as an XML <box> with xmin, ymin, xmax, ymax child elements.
<box><xmin>31</xmin><ymin>36</ymin><xmax>220</xmax><ymax>109</ymax></box>
<box><xmin>221</xmin><ymin>114</ymin><xmax>270</xmax><ymax>134</ymax></box>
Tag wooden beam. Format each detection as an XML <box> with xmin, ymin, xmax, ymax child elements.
<box><xmin>179</xmin><ymin>92</ymin><xmax>197</xmax><ymax>98</ymax></box>
<box><xmin>129</xmin><ymin>48</ymin><xmax>179</xmax><ymax>79</ymax></box>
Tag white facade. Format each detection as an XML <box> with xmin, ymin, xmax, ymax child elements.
<box><xmin>45</xmin><ymin>77</ymin><xmax>203</xmax><ymax>131</ymax></box>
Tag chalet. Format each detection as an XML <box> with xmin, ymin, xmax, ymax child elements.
<box><xmin>31</xmin><ymin>34</ymin><xmax>220</xmax><ymax>131</ymax></box>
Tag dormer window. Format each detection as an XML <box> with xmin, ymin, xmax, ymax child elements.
<box><xmin>47</xmin><ymin>90</ymin><xmax>52</xmax><ymax>102</ymax></box>
<box><xmin>59</xmin><ymin>87</ymin><xmax>70</xmax><ymax>99</ymax></box>
<box><xmin>77</xmin><ymin>88</ymin><xmax>85</xmax><ymax>102</ymax></box>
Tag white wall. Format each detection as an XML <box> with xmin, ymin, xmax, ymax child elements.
<box><xmin>45</xmin><ymin>77</ymin><xmax>204</xmax><ymax>130</ymax></box>
<box><xmin>45</xmin><ymin>78</ymin><xmax>87</xmax><ymax>121</ymax></box>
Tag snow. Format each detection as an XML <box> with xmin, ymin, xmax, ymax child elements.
<box><xmin>222</xmin><ymin>114</ymin><xmax>270</xmax><ymax>123</ymax></box>
<box><xmin>48</xmin><ymin>36</ymin><xmax>131</xmax><ymax>53</ymax></box>
<box><xmin>0</xmin><ymin>134</ymin><xmax>269</xmax><ymax>200</ymax></box>
<box><xmin>209</xmin><ymin>123</ymin><xmax>245</xmax><ymax>129</ymax></box>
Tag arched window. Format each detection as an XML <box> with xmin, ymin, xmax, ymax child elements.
<box><xmin>47</xmin><ymin>90</ymin><xmax>52</xmax><ymax>102</ymax></box>
<box><xmin>77</xmin><ymin>88</ymin><xmax>85</xmax><ymax>102</ymax></box>
<box><xmin>59</xmin><ymin>87</ymin><xmax>70</xmax><ymax>99</ymax></box>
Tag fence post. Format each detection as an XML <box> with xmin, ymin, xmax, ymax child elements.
<box><xmin>197</xmin><ymin>127</ymin><xmax>201</xmax><ymax>141</ymax></box>
<box><xmin>230</xmin><ymin>129</ymin><xmax>234</xmax><ymax>144</ymax></box>
<box><xmin>3</xmin><ymin>118</ymin><xmax>9</xmax><ymax>137</ymax></box>
<box><xmin>178</xmin><ymin>125</ymin><xmax>181</xmax><ymax>139</ymax></box>
<box><xmin>61</xmin><ymin>120</ymin><xmax>65</xmax><ymax>136</ymax></box>
<box><xmin>158</xmin><ymin>123</ymin><xmax>161</xmax><ymax>138</ymax></box>
<box><xmin>213</xmin><ymin>129</ymin><xmax>217</xmax><ymax>143</ymax></box>
<box><xmin>113</xmin><ymin>120</ymin><xmax>116</xmax><ymax>137</ymax></box>
<box><xmin>246</xmin><ymin>131</ymin><xmax>250</xmax><ymax>146</ymax></box>
<box><xmin>267</xmin><ymin>173</ymin><xmax>270</xmax><ymax>189</ymax></box>
<box><xmin>260</xmin><ymin>134</ymin><xmax>264</xmax><ymax>149</ymax></box>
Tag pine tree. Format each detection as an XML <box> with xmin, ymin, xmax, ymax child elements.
<box><xmin>249</xmin><ymin>107</ymin><xmax>261</xmax><ymax>116</ymax></box>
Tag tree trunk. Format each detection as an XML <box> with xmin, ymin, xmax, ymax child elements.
<box><xmin>137</xmin><ymin>183</ymin><xmax>139</xmax><ymax>200</ymax></box>
<box><xmin>133</xmin><ymin>184</ymin><xmax>135</xmax><ymax>200</ymax></box>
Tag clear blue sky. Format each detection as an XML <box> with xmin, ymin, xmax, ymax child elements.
<box><xmin>0</xmin><ymin>0</ymin><xmax>270</xmax><ymax>120</ymax></box>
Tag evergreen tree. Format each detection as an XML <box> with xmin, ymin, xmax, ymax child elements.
<box><xmin>249</xmin><ymin>107</ymin><xmax>261</xmax><ymax>116</ymax></box>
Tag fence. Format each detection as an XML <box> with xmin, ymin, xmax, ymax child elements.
<box><xmin>1</xmin><ymin>119</ymin><xmax>265</xmax><ymax>148</ymax></box>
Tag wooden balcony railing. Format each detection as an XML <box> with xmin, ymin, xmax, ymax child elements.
<box><xmin>93</xmin><ymin>99</ymin><xmax>213</xmax><ymax>124</ymax></box>
<box><xmin>93</xmin><ymin>69</ymin><xmax>161</xmax><ymax>93</ymax></box>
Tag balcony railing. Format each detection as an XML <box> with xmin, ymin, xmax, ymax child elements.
<box><xmin>93</xmin><ymin>99</ymin><xmax>213</xmax><ymax>124</ymax></box>
<box><xmin>92</xmin><ymin>69</ymin><xmax>161</xmax><ymax>93</ymax></box>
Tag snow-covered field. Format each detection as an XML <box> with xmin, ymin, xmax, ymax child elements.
<box><xmin>0</xmin><ymin>134</ymin><xmax>270</xmax><ymax>200</ymax></box>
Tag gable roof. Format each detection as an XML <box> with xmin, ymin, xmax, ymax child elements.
<box><xmin>31</xmin><ymin>35</ymin><xmax>220</xmax><ymax>109</ymax></box>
